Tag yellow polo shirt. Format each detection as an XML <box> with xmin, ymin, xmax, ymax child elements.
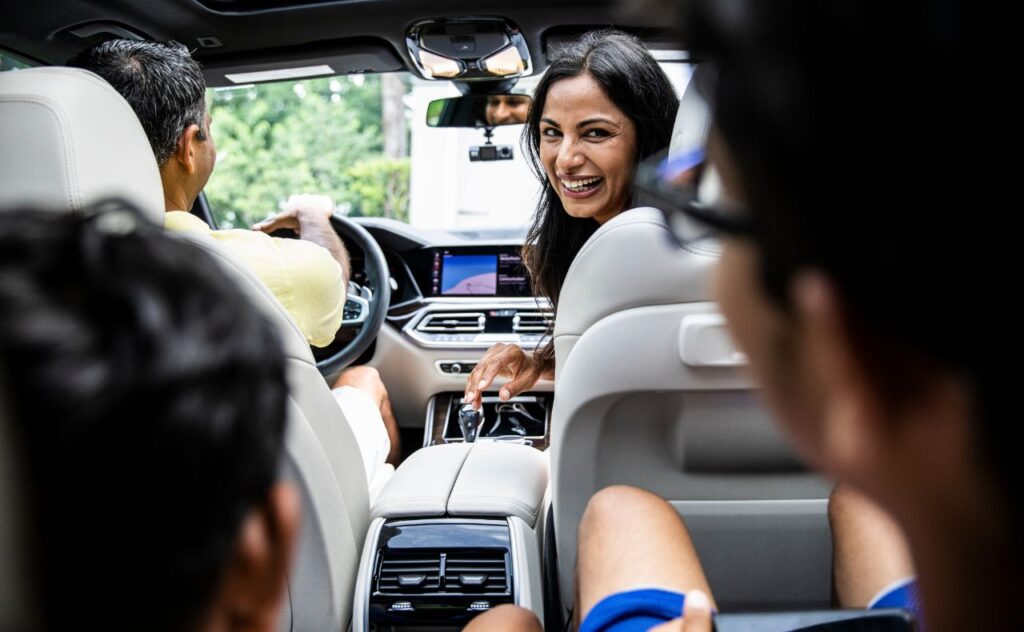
<box><xmin>165</xmin><ymin>211</ymin><xmax>345</xmax><ymax>348</ymax></box>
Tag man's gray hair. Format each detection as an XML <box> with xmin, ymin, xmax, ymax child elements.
<box><xmin>69</xmin><ymin>40</ymin><xmax>207</xmax><ymax>166</ymax></box>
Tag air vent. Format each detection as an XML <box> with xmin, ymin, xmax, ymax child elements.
<box><xmin>443</xmin><ymin>551</ymin><xmax>509</xmax><ymax>594</ymax></box>
<box><xmin>416</xmin><ymin>312</ymin><xmax>486</xmax><ymax>333</ymax></box>
<box><xmin>376</xmin><ymin>550</ymin><xmax>509</xmax><ymax>596</ymax></box>
<box><xmin>512</xmin><ymin>310</ymin><xmax>553</xmax><ymax>333</ymax></box>
<box><xmin>377</xmin><ymin>552</ymin><xmax>442</xmax><ymax>594</ymax></box>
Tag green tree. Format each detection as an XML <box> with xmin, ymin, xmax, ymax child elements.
<box><xmin>344</xmin><ymin>157</ymin><xmax>411</xmax><ymax>222</ymax></box>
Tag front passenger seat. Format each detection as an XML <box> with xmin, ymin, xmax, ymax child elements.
<box><xmin>548</xmin><ymin>65</ymin><xmax>833</xmax><ymax>613</ymax></box>
<box><xmin>0</xmin><ymin>66</ymin><xmax>371</xmax><ymax>632</ymax></box>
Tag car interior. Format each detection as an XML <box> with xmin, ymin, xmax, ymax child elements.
<box><xmin>1</xmin><ymin>2</ymin><xmax>913</xmax><ymax>631</ymax></box>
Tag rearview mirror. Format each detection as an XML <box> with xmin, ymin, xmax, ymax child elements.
<box><xmin>426</xmin><ymin>94</ymin><xmax>532</xmax><ymax>128</ymax></box>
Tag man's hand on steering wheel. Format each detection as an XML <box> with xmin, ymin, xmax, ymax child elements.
<box><xmin>252</xmin><ymin>193</ymin><xmax>351</xmax><ymax>282</ymax></box>
<box><xmin>249</xmin><ymin>194</ymin><xmax>389</xmax><ymax>377</ymax></box>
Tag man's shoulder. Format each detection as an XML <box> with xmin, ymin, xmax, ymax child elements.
<box><xmin>164</xmin><ymin>210</ymin><xmax>211</xmax><ymax>233</ymax></box>
<box><xmin>211</xmin><ymin>228</ymin><xmax>342</xmax><ymax>287</ymax></box>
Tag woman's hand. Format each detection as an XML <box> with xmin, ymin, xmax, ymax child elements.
<box><xmin>463</xmin><ymin>343</ymin><xmax>552</xmax><ymax>409</ymax></box>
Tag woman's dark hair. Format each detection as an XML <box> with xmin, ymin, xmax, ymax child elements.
<box><xmin>684</xmin><ymin>0</ymin><xmax>1017</xmax><ymax>516</ymax></box>
<box><xmin>522</xmin><ymin>29</ymin><xmax>678</xmax><ymax>364</ymax></box>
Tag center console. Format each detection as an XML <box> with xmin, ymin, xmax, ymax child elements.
<box><xmin>424</xmin><ymin>393</ymin><xmax>552</xmax><ymax>451</ymax></box>
<box><xmin>367</xmin><ymin>519</ymin><xmax>515</xmax><ymax>628</ymax></box>
<box><xmin>353</xmin><ymin>441</ymin><xmax>549</xmax><ymax>631</ymax></box>
<box><xmin>399</xmin><ymin>246</ymin><xmax>552</xmax><ymax>350</ymax></box>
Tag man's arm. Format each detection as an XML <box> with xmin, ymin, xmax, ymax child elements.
<box><xmin>252</xmin><ymin>194</ymin><xmax>350</xmax><ymax>285</ymax></box>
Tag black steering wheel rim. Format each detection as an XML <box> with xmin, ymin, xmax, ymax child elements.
<box><xmin>317</xmin><ymin>214</ymin><xmax>390</xmax><ymax>377</ymax></box>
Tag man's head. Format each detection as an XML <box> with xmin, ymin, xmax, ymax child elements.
<box><xmin>0</xmin><ymin>201</ymin><xmax>297</xmax><ymax>630</ymax></box>
<box><xmin>69</xmin><ymin>40</ymin><xmax>216</xmax><ymax>210</ymax></box>
<box><xmin>675</xmin><ymin>1</ymin><xmax>1014</xmax><ymax>524</ymax></box>
<box><xmin>485</xmin><ymin>94</ymin><xmax>531</xmax><ymax>126</ymax></box>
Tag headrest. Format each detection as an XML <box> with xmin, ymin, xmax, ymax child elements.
<box><xmin>552</xmin><ymin>207</ymin><xmax>718</xmax><ymax>381</ymax></box>
<box><xmin>0</xmin><ymin>67</ymin><xmax>164</xmax><ymax>222</ymax></box>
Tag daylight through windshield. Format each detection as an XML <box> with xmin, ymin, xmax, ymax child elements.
<box><xmin>204</xmin><ymin>64</ymin><xmax>691</xmax><ymax>233</ymax></box>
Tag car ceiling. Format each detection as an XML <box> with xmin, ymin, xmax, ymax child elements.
<box><xmin>0</xmin><ymin>0</ymin><xmax>684</xmax><ymax>86</ymax></box>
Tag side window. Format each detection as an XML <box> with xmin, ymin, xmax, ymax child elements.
<box><xmin>0</xmin><ymin>50</ymin><xmax>35</xmax><ymax>72</ymax></box>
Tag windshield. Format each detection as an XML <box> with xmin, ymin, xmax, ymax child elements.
<box><xmin>204</xmin><ymin>63</ymin><xmax>692</xmax><ymax>233</ymax></box>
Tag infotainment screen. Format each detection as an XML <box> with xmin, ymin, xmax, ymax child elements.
<box><xmin>430</xmin><ymin>248</ymin><xmax>530</xmax><ymax>297</ymax></box>
<box><xmin>441</xmin><ymin>254</ymin><xmax>497</xmax><ymax>295</ymax></box>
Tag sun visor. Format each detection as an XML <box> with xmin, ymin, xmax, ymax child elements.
<box><xmin>199</xmin><ymin>38</ymin><xmax>403</xmax><ymax>87</ymax></box>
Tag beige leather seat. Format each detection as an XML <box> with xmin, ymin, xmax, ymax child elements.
<box><xmin>548</xmin><ymin>67</ymin><xmax>832</xmax><ymax>612</ymax></box>
<box><xmin>0</xmin><ymin>67</ymin><xmax>371</xmax><ymax>631</ymax></box>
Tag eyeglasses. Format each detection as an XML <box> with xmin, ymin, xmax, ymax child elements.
<box><xmin>634</xmin><ymin>147</ymin><xmax>756</xmax><ymax>247</ymax></box>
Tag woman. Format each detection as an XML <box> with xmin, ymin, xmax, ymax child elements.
<box><xmin>463</xmin><ymin>30</ymin><xmax>679</xmax><ymax>408</ymax></box>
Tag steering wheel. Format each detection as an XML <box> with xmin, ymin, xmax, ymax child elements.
<box><xmin>316</xmin><ymin>214</ymin><xmax>391</xmax><ymax>377</ymax></box>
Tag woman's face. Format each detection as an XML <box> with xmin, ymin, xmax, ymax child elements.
<box><xmin>538</xmin><ymin>73</ymin><xmax>637</xmax><ymax>224</ymax></box>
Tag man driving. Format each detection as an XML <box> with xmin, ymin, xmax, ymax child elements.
<box><xmin>69</xmin><ymin>39</ymin><xmax>401</xmax><ymax>475</ymax></box>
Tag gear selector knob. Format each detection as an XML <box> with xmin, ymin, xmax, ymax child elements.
<box><xmin>458</xmin><ymin>403</ymin><xmax>483</xmax><ymax>443</ymax></box>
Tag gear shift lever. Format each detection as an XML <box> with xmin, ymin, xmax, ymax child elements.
<box><xmin>458</xmin><ymin>403</ymin><xmax>483</xmax><ymax>443</ymax></box>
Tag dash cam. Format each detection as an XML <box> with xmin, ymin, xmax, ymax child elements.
<box><xmin>469</xmin><ymin>144</ymin><xmax>514</xmax><ymax>161</ymax></box>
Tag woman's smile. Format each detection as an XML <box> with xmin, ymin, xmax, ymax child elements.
<box><xmin>539</xmin><ymin>73</ymin><xmax>637</xmax><ymax>224</ymax></box>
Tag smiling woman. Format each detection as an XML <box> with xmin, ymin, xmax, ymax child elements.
<box><xmin>538</xmin><ymin>73</ymin><xmax>638</xmax><ymax>225</ymax></box>
<box><xmin>462</xmin><ymin>29</ymin><xmax>679</xmax><ymax>408</ymax></box>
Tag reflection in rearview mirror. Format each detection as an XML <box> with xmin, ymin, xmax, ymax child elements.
<box><xmin>426</xmin><ymin>94</ymin><xmax>532</xmax><ymax>128</ymax></box>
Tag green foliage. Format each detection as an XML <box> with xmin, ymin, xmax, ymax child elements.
<box><xmin>204</xmin><ymin>74</ymin><xmax>409</xmax><ymax>228</ymax></box>
<box><xmin>345</xmin><ymin>157</ymin><xmax>411</xmax><ymax>222</ymax></box>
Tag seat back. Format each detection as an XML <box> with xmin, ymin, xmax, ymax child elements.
<box><xmin>548</xmin><ymin>66</ymin><xmax>832</xmax><ymax>613</ymax></box>
<box><xmin>0</xmin><ymin>67</ymin><xmax>370</xmax><ymax>631</ymax></box>
<box><xmin>0</xmin><ymin>67</ymin><xmax>164</xmax><ymax>217</ymax></box>
<box><xmin>190</xmin><ymin>233</ymin><xmax>371</xmax><ymax>631</ymax></box>
<box><xmin>552</xmin><ymin>206</ymin><xmax>718</xmax><ymax>372</ymax></box>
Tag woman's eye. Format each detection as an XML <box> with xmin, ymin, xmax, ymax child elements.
<box><xmin>584</xmin><ymin>128</ymin><xmax>611</xmax><ymax>138</ymax></box>
<box><xmin>541</xmin><ymin>128</ymin><xmax>561</xmax><ymax>138</ymax></box>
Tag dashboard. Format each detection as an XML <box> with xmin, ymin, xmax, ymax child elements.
<box><xmin>339</xmin><ymin>219</ymin><xmax>552</xmax><ymax>354</ymax></box>
<box><xmin>329</xmin><ymin>218</ymin><xmax>556</xmax><ymax>439</ymax></box>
